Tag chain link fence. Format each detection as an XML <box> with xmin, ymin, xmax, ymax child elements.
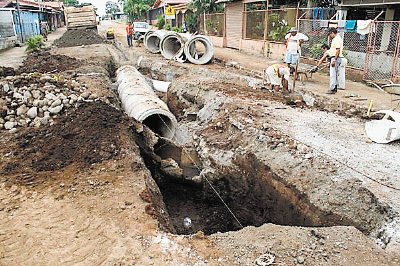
<box><xmin>244</xmin><ymin>9</ymin><xmax>299</xmax><ymax>42</ymax></box>
<box><xmin>203</xmin><ymin>13</ymin><xmax>225</xmax><ymax>37</ymax></box>
<box><xmin>364</xmin><ymin>21</ymin><xmax>400</xmax><ymax>81</ymax></box>
<box><xmin>244</xmin><ymin>10</ymin><xmax>265</xmax><ymax>40</ymax></box>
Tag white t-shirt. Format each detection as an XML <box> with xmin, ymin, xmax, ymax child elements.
<box><xmin>329</xmin><ymin>35</ymin><xmax>343</xmax><ymax>57</ymax></box>
<box><xmin>285</xmin><ymin>33</ymin><xmax>309</xmax><ymax>54</ymax></box>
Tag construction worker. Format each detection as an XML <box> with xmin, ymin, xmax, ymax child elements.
<box><xmin>126</xmin><ymin>22</ymin><xmax>133</xmax><ymax>47</ymax></box>
<box><xmin>264</xmin><ymin>64</ymin><xmax>290</xmax><ymax>93</ymax></box>
<box><xmin>284</xmin><ymin>27</ymin><xmax>308</xmax><ymax>69</ymax></box>
<box><xmin>310</xmin><ymin>44</ymin><xmax>330</xmax><ymax>73</ymax></box>
<box><xmin>326</xmin><ymin>28</ymin><xmax>347</xmax><ymax>94</ymax></box>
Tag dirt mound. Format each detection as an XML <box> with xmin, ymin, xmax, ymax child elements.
<box><xmin>54</xmin><ymin>29</ymin><xmax>105</xmax><ymax>48</ymax></box>
<box><xmin>14</xmin><ymin>101</ymin><xmax>127</xmax><ymax>172</ymax></box>
<box><xmin>0</xmin><ymin>66</ymin><xmax>16</xmax><ymax>77</ymax></box>
<box><xmin>18</xmin><ymin>51</ymin><xmax>80</xmax><ymax>73</ymax></box>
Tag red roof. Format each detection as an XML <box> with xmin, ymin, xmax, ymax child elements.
<box><xmin>152</xmin><ymin>0</ymin><xmax>189</xmax><ymax>9</ymax></box>
<box><xmin>0</xmin><ymin>0</ymin><xmax>12</xmax><ymax>8</ymax></box>
<box><xmin>0</xmin><ymin>0</ymin><xmax>61</xmax><ymax>11</ymax></box>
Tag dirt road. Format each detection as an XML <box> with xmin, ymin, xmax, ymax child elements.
<box><xmin>0</xmin><ymin>21</ymin><xmax>399</xmax><ymax>265</ymax></box>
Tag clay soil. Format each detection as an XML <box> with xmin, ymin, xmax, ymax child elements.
<box><xmin>17</xmin><ymin>51</ymin><xmax>81</xmax><ymax>73</ymax></box>
<box><xmin>2</xmin><ymin>102</ymin><xmax>126</xmax><ymax>175</ymax></box>
<box><xmin>54</xmin><ymin>28</ymin><xmax>105</xmax><ymax>48</ymax></box>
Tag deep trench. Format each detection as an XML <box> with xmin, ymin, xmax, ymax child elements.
<box><xmin>128</xmin><ymin>66</ymin><xmax>357</xmax><ymax>236</ymax></box>
<box><xmin>134</xmin><ymin>132</ymin><xmax>352</xmax><ymax>235</ymax></box>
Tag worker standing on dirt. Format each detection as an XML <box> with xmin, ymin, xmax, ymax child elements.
<box><xmin>326</xmin><ymin>28</ymin><xmax>347</xmax><ymax>94</ymax></box>
<box><xmin>264</xmin><ymin>64</ymin><xmax>290</xmax><ymax>93</ymax></box>
<box><xmin>284</xmin><ymin>28</ymin><xmax>308</xmax><ymax>70</ymax></box>
<box><xmin>126</xmin><ymin>22</ymin><xmax>134</xmax><ymax>47</ymax></box>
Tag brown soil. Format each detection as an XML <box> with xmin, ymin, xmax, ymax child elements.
<box><xmin>2</xmin><ymin>102</ymin><xmax>128</xmax><ymax>174</ymax></box>
<box><xmin>17</xmin><ymin>51</ymin><xmax>81</xmax><ymax>73</ymax></box>
<box><xmin>54</xmin><ymin>29</ymin><xmax>105</xmax><ymax>48</ymax></box>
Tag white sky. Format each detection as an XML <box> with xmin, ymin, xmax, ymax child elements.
<box><xmin>79</xmin><ymin>0</ymin><xmax>119</xmax><ymax>16</ymax></box>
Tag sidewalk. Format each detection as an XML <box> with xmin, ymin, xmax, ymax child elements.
<box><xmin>0</xmin><ymin>27</ymin><xmax>67</xmax><ymax>68</ymax></box>
<box><xmin>214</xmin><ymin>47</ymin><xmax>399</xmax><ymax>113</ymax></box>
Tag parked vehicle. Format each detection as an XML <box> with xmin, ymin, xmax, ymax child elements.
<box><xmin>133</xmin><ymin>22</ymin><xmax>150</xmax><ymax>40</ymax></box>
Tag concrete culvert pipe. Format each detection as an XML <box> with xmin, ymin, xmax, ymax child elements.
<box><xmin>116</xmin><ymin>65</ymin><xmax>177</xmax><ymax>139</ymax></box>
<box><xmin>145</xmin><ymin>30</ymin><xmax>166</xmax><ymax>54</ymax></box>
<box><xmin>160</xmin><ymin>32</ymin><xmax>188</xmax><ymax>60</ymax></box>
<box><xmin>184</xmin><ymin>35</ymin><xmax>214</xmax><ymax>65</ymax></box>
<box><xmin>143</xmin><ymin>30</ymin><xmax>154</xmax><ymax>47</ymax></box>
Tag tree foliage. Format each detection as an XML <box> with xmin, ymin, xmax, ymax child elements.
<box><xmin>123</xmin><ymin>0</ymin><xmax>153</xmax><ymax>20</ymax></box>
<box><xmin>106</xmin><ymin>1</ymin><xmax>121</xmax><ymax>14</ymax></box>
<box><xmin>189</xmin><ymin>0</ymin><xmax>224</xmax><ymax>14</ymax></box>
<box><xmin>61</xmin><ymin>0</ymin><xmax>79</xmax><ymax>7</ymax></box>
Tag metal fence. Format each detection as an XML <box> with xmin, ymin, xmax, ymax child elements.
<box><xmin>202</xmin><ymin>13</ymin><xmax>225</xmax><ymax>37</ymax></box>
<box><xmin>244</xmin><ymin>9</ymin><xmax>298</xmax><ymax>42</ymax></box>
<box><xmin>364</xmin><ymin>21</ymin><xmax>400</xmax><ymax>81</ymax></box>
<box><xmin>298</xmin><ymin>19</ymin><xmax>400</xmax><ymax>82</ymax></box>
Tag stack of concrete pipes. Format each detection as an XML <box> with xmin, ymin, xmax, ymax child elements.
<box><xmin>144</xmin><ymin>30</ymin><xmax>214</xmax><ymax>65</ymax></box>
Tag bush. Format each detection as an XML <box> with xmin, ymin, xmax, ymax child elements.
<box><xmin>164</xmin><ymin>24</ymin><xmax>172</xmax><ymax>31</ymax></box>
<box><xmin>172</xmin><ymin>26</ymin><xmax>182</xmax><ymax>33</ymax></box>
<box><xmin>185</xmin><ymin>12</ymin><xmax>198</xmax><ymax>33</ymax></box>
<box><xmin>26</xmin><ymin>35</ymin><xmax>44</xmax><ymax>53</ymax></box>
<box><xmin>156</xmin><ymin>15</ymin><xmax>165</xmax><ymax>29</ymax></box>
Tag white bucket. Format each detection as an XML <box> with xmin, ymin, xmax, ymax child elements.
<box><xmin>365</xmin><ymin>110</ymin><xmax>400</xmax><ymax>144</ymax></box>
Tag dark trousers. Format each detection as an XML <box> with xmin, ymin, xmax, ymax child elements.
<box><xmin>127</xmin><ymin>34</ymin><xmax>133</xmax><ymax>47</ymax></box>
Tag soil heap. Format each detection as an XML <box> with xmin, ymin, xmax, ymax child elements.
<box><xmin>18</xmin><ymin>51</ymin><xmax>80</xmax><ymax>73</ymax></box>
<box><xmin>54</xmin><ymin>29</ymin><xmax>105</xmax><ymax>47</ymax></box>
<box><xmin>2</xmin><ymin>101</ymin><xmax>127</xmax><ymax>173</ymax></box>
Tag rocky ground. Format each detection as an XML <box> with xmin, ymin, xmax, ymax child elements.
<box><xmin>0</xmin><ymin>22</ymin><xmax>399</xmax><ymax>265</ymax></box>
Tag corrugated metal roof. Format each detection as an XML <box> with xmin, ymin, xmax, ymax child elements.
<box><xmin>152</xmin><ymin>0</ymin><xmax>190</xmax><ymax>9</ymax></box>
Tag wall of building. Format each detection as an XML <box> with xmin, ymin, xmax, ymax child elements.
<box><xmin>13</xmin><ymin>10</ymin><xmax>41</xmax><ymax>42</ymax></box>
<box><xmin>0</xmin><ymin>9</ymin><xmax>17</xmax><ymax>50</ymax></box>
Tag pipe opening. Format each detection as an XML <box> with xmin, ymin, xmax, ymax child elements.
<box><xmin>162</xmin><ymin>36</ymin><xmax>183</xmax><ymax>59</ymax></box>
<box><xmin>143</xmin><ymin>114</ymin><xmax>175</xmax><ymax>139</ymax></box>
<box><xmin>185</xmin><ymin>37</ymin><xmax>214</xmax><ymax>65</ymax></box>
<box><xmin>147</xmin><ymin>35</ymin><xmax>161</xmax><ymax>53</ymax></box>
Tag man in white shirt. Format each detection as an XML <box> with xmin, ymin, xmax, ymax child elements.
<box><xmin>265</xmin><ymin>64</ymin><xmax>290</xmax><ymax>93</ymax></box>
<box><xmin>284</xmin><ymin>27</ymin><xmax>309</xmax><ymax>69</ymax></box>
<box><xmin>327</xmin><ymin>28</ymin><xmax>347</xmax><ymax>94</ymax></box>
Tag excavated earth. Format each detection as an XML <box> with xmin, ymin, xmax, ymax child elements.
<box><xmin>0</xmin><ymin>27</ymin><xmax>400</xmax><ymax>265</ymax></box>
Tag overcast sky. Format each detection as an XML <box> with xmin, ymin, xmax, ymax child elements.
<box><xmin>79</xmin><ymin>0</ymin><xmax>119</xmax><ymax>16</ymax></box>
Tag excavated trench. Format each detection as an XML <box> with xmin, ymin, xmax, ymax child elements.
<box><xmin>123</xmin><ymin>62</ymin><xmax>393</xmax><ymax>242</ymax></box>
<box><xmin>134</xmin><ymin>129</ymin><xmax>353</xmax><ymax>235</ymax></box>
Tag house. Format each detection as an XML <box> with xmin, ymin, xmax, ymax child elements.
<box><xmin>204</xmin><ymin>0</ymin><xmax>303</xmax><ymax>59</ymax></box>
<box><xmin>0</xmin><ymin>0</ymin><xmax>64</xmax><ymax>48</ymax></box>
<box><xmin>147</xmin><ymin>0</ymin><xmax>189</xmax><ymax>26</ymax></box>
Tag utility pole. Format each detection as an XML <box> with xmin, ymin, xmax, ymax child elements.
<box><xmin>15</xmin><ymin>0</ymin><xmax>24</xmax><ymax>43</ymax></box>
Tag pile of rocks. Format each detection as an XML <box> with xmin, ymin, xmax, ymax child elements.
<box><xmin>0</xmin><ymin>73</ymin><xmax>99</xmax><ymax>132</ymax></box>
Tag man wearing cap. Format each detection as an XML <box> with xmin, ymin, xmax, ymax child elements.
<box><xmin>284</xmin><ymin>27</ymin><xmax>309</xmax><ymax>69</ymax></box>
<box><xmin>326</xmin><ymin>28</ymin><xmax>347</xmax><ymax>94</ymax></box>
<box><xmin>264</xmin><ymin>64</ymin><xmax>290</xmax><ymax>93</ymax></box>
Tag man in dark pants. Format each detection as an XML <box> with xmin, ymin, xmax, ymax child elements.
<box><xmin>126</xmin><ymin>22</ymin><xmax>133</xmax><ymax>47</ymax></box>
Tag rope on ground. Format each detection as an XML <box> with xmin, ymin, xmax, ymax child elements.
<box><xmin>293</xmin><ymin>137</ymin><xmax>400</xmax><ymax>191</ymax></box>
<box><xmin>156</xmin><ymin>114</ymin><xmax>244</xmax><ymax>229</ymax></box>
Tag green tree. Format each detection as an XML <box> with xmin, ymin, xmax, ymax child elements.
<box><xmin>123</xmin><ymin>0</ymin><xmax>152</xmax><ymax>21</ymax></box>
<box><xmin>186</xmin><ymin>0</ymin><xmax>224</xmax><ymax>32</ymax></box>
<box><xmin>61</xmin><ymin>0</ymin><xmax>79</xmax><ymax>7</ymax></box>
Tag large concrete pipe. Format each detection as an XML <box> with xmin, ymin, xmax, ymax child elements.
<box><xmin>143</xmin><ymin>30</ymin><xmax>154</xmax><ymax>47</ymax></box>
<box><xmin>160</xmin><ymin>32</ymin><xmax>189</xmax><ymax>60</ymax></box>
<box><xmin>145</xmin><ymin>30</ymin><xmax>166</xmax><ymax>54</ymax></box>
<box><xmin>116</xmin><ymin>65</ymin><xmax>177</xmax><ymax>139</ymax></box>
<box><xmin>184</xmin><ymin>35</ymin><xmax>214</xmax><ymax>65</ymax></box>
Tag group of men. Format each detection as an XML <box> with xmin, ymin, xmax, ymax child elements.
<box><xmin>265</xmin><ymin>27</ymin><xmax>346</xmax><ymax>95</ymax></box>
